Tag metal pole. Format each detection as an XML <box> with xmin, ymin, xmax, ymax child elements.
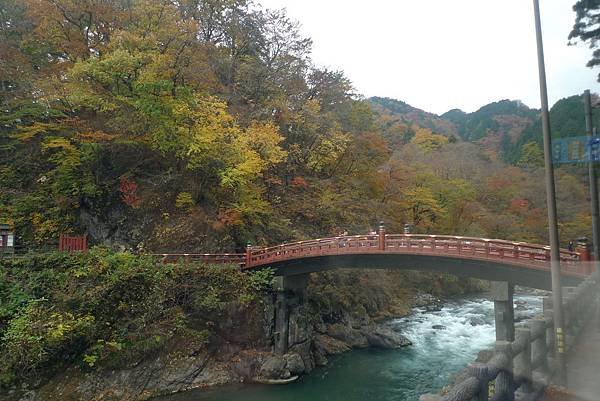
<box><xmin>532</xmin><ymin>0</ymin><xmax>566</xmax><ymax>385</ymax></box>
<box><xmin>584</xmin><ymin>90</ymin><xmax>600</xmax><ymax>275</ymax></box>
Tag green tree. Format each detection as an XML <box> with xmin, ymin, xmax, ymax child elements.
<box><xmin>517</xmin><ymin>142</ymin><xmax>544</xmax><ymax>168</ymax></box>
<box><xmin>570</xmin><ymin>0</ymin><xmax>600</xmax><ymax>80</ymax></box>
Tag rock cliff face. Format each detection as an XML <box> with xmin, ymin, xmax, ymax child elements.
<box><xmin>6</xmin><ymin>270</ymin><xmax>484</xmax><ymax>401</ymax></box>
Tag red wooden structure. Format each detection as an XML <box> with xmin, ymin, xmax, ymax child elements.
<box><xmin>242</xmin><ymin>233</ymin><xmax>591</xmax><ymax>278</ymax></box>
<box><xmin>152</xmin><ymin>232</ymin><xmax>595</xmax><ymax>281</ymax></box>
<box><xmin>59</xmin><ymin>234</ymin><xmax>88</xmax><ymax>252</ymax></box>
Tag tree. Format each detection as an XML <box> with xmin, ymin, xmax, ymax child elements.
<box><xmin>517</xmin><ymin>142</ymin><xmax>544</xmax><ymax>168</ymax></box>
<box><xmin>410</xmin><ymin>127</ymin><xmax>448</xmax><ymax>151</ymax></box>
<box><xmin>570</xmin><ymin>0</ymin><xmax>600</xmax><ymax>80</ymax></box>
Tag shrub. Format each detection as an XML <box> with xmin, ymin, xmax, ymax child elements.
<box><xmin>0</xmin><ymin>251</ymin><xmax>264</xmax><ymax>388</ymax></box>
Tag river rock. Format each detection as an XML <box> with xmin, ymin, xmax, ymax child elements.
<box><xmin>288</xmin><ymin>341</ymin><xmax>315</xmax><ymax>373</ymax></box>
<box><xmin>314</xmin><ymin>334</ymin><xmax>351</xmax><ymax>355</ymax></box>
<box><xmin>259</xmin><ymin>356</ymin><xmax>288</xmax><ymax>379</ymax></box>
<box><xmin>469</xmin><ymin>317</ymin><xmax>486</xmax><ymax>326</ymax></box>
<box><xmin>326</xmin><ymin>323</ymin><xmax>368</xmax><ymax>348</ymax></box>
<box><xmin>314</xmin><ymin>320</ymin><xmax>327</xmax><ymax>334</ymax></box>
<box><xmin>314</xmin><ymin>351</ymin><xmax>328</xmax><ymax>366</ymax></box>
<box><xmin>283</xmin><ymin>353</ymin><xmax>305</xmax><ymax>375</ymax></box>
<box><xmin>231</xmin><ymin>350</ymin><xmax>261</xmax><ymax>379</ymax></box>
<box><xmin>432</xmin><ymin>325</ymin><xmax>446</xmax><ymax>330</ymax></box>
<box><xmin>288</xmin><ymin>304</ymin><xmax>312</xmax><ymax>346</ymax></box>
<box><xmin>414</xmin><ymin>293</ymin><xmax>438</xmax><ymax>306</ymax></box>
<box><xmin>361</xmin><ymin>325</ymin><xmax>412</xmax><ymax>348</ymax></box>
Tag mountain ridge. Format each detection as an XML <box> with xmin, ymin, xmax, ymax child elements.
<box><xmin>369</xmin><ymin>94</ymin><xmax>597</xmax><ymax>163</ymax></box>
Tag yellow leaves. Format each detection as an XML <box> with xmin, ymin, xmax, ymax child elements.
<box><xmin>244</xmin><ymin>122</ymin><xmax>288</xmax><ymax>166</ymax></box>
<box><xmin>184</xmin><ymin>98</ymin><xmax>286</xmax><ymax>192</ymax></box>
<box><xmin>175</xmin><ymin>192</ymin><xmax>195</xmax><ymax>209</ymax></box>
<box><xmin>76</xmin><ymin>131</ymin><xmax>120</xmax><ymax>143</ymax></box>
<box><xmin>31</xmin><ymin>212</ymin><xmax>60</xmax><ymax>243</ymax></box>
<box><xmin>10</xmin><ymin>122</ymin><xmax>62</xmax><ymax>142</ymax></box>
<box><xmin>220</xmin><ymin>153</ymin><xmax>264</xmax><ymax>189</ymax></box>
<box><xmin>42</xmin><ymin>137</ymin><xmax>76</xmax><ymax>152</ymax></box>
<box><xmin>308</xmin><ymin>128</ymin><xmax>351</xmax><ymax>174</ymax></box>
<box><xmin>41</xmin><ymin>137</ymin><xmax>81</xmax><ymax>166</ymax></box>
<box><xmin>410</xmin><ymin>126</ymin><xmax>448</xmax><ymax>151</ymax></box>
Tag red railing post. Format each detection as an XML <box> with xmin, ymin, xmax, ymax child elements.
<box><xmin>246</xmin><ymin>242</ymin><xmax>252</xmax><ymax>268</ymax></box>
<box><xmin>378</xmin><ymin>221</ymin><xmax>386</xmax><ymax>251</ymax></box>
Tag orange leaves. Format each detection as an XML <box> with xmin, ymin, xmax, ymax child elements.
<box><xmin>119</xmin><ymin>177</ymin><xmax>141</xmax><ymax>208</ymax></box>
<box><xmin>509</xmin><ymin>198</ymin><xmax>530</xmax><ymax>214</ymax></box>
<box><xmin>214</xmin><ymin>209</ymin><xmax>244</xmax><ymax>231</ymax></box>
<box><xmin>291</xmin><ymin>176</ymin><xmax>308</xmax><ymax>189</ymax></box>
<box><xmin>76</xmin><ymin>131</ymin><xmax>120</xmax><ymax>143</ymax></box>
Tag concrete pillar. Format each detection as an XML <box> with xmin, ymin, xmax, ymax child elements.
<box><xmin>272</xmin><ymin>275</ymin><xmax>309</xmax><ymax>355</ymax></box>
<box><xmin>491</xmin><ymin>281</ymin><xmax>515</xmax><ymax>342</ymax></box>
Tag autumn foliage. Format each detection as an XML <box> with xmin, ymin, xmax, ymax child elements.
<box><xmin>0</xmin><ymin>0</ymin><xmax>594</xmax><ymax>252</ymax></box>
<box><xmin>119</xmin><ymin>177</ymin><xmax>141</xmax><ymax>209</ymax></box>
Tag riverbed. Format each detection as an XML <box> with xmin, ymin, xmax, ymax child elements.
<box><xmin>155</xmin><ymin>292</ymin><xmax>542</xmax><ymax>401</ymax></box>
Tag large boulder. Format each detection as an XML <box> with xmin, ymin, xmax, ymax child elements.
<box><xmin>259</xmin><ymin>356</ymin><xmax>289</xmax><ymax>379</ymax></box>
<box><xmin>283</xmin><ymin>353</ymin><xmax>305</xmax><ymax>375</ymax></box>
<box><xmin>314</xmin><ymin>334</ymin><xmax>351</xmax><ymax>355</ymax></box>
<box><xmin>326</xmin><ymin>324</ymin><xmax>368</xmax><ymax>348</ymax></box>
<box><xmin>361</xmin><ymin>325</ymin><xmax>412</xmax><ymax>348</ymax></box>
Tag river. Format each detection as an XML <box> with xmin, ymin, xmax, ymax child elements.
<box><xmin>155</xmin><ymin>292</ymin><xmax>542</xmax><ymax>401</ymax></box>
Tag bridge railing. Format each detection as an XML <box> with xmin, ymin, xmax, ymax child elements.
<box><xmin>245</xmin><ymin>234</ymin><xmax>585</xmax><ymax>275</ymax></box>
<box><xmin>421</xmin><ymin>276</ymin><xmax>598</xmax><ymax>401</ymax></box>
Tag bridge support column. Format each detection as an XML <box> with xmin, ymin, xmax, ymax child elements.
<box><xmin>491</xmin><ymin>281</ymin><xmax>515</xmax><ymax>342</ymax></box>
<box><xmin>273</xmin><ymin>275</ymin><xmax>309</xmax><ymax>355</ymax></box>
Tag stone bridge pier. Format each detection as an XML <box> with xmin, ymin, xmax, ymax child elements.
<box><xmin>273</xmin><ymin>274</ymin><xmax>310</xmax><ymax>355</ymax></box>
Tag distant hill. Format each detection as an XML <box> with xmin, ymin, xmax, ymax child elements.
<box><xmin>370</xmin><ymin>95</ymin><xmax>598</xmax><ymax>163</ymax></box>
<box><xmin>502</xmin><ymin>95</ymin><xmax>600</xmax><ymax>163</ymax></box>
<box><xmin>369</xmin><ymin>97</ymin><xmax>455</xmax><ymax>150</ymax></box>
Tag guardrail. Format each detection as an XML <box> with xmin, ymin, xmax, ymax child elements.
<box><xmin>420</xmin><ymin>276</ymin><xmax>598</xmax><ymax>401</ymax></box>
<box><xmin>244</xmin><ymin>234</ymin><xmax>586</xmax><ymax>276</ymax></box>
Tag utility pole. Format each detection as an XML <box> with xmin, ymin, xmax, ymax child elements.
<box><xmin>532</xmin><ymin>0</ymin><xmax>566</xmax><ymax>384</ymax></box>
<box><xmin>584</xmin><ymin>90</ymin><xmax>600</xmax><ymax>275</ymax></box>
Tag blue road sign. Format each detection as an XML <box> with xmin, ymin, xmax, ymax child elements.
<box><xmin>552</xmin><ymin>136</ymin><xmax>600</xmax><ymax>164</ymax></box>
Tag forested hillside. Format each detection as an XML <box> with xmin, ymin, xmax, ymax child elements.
<box><xmin>372</xmin><ymin>95</ymin><xmax>600</xmax><ymax>164</ymax></box>
<box><xmin>0</xmin><ymin>0</ymin><xmax>595</xmax><ymax>253</ymax></box>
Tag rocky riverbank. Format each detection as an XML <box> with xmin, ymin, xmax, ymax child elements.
<box><xmin>3</xmin><ymin>269</ymin><xmax>485</xmax><ymax>401</ymax></box>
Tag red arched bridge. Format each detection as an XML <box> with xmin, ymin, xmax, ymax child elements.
<box><xmin>155</xmin><ymin>233</ymin><xmax>593</xmax><ymax>290</ymax></box>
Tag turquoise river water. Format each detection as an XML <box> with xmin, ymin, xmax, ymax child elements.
<box><xmin>156</xmin><ymin>293</ymin><xmax>541</xmax><ymax>401</ymax></box>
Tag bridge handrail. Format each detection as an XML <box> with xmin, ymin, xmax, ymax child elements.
<box><xmin>245</xmin><ymin>234</ymin><xmax>582</xmax><ymax>273</ymax></box>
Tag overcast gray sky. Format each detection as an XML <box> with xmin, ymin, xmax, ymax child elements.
<box><xmin>259</xmin><ymin>0</ymin><xmax>599</xmax><ymax>115</ymax></box>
